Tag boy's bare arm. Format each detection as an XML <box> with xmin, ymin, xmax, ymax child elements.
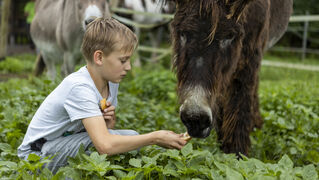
<box><xmin>101</xmin><ymin>102</ymin><xmax>116</xmax><ymax>129</ymax></box>
<box><xmin>82</xmin><ymin>116</ymin><xmax>187</xmax><ymax>156</ymax></box>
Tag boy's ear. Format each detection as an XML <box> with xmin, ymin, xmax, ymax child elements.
<box><xmin>93</xmin><ymin>50</ymin><xmax>103</xmax><ymax>65</ymax></box>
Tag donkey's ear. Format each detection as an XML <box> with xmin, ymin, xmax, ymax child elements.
<box><xmin>225</xmin><ymin>0</ymin><xmax>254</xmax><ymax>22</ymax></box>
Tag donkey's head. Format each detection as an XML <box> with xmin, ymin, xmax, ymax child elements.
<box><xmin>76</xmin><ymin>0</ymin><xmax>111</xmax><ymax>30</ymax></box>
<box><xmin>166</xmin><ymin>0</ymin><xmax>254</xmax><ymax>138</ymax></box>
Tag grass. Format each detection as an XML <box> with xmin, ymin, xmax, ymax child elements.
<box><xmin>264</xmin><ymin>52</ymin><xmax>319</xmax><ymax>66</ymax></box>
<box><xmin>260</xmin><ymin>65</ymin><xmax>319</xmax><ymax>82</ymax></box>
<box><xmin>0</xmin><ymin>53</ymin><xmax>36</xmax><ymax>74</ymax></box>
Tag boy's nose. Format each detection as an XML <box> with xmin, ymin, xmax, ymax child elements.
<box><xmin>125</xmin><ymin>61</ymin><xmax>131</xmax><ymax>71</ymax></box>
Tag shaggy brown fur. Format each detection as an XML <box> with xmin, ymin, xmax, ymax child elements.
<box><xmin>163</xmin><ymin>0</ymin><xmax>292</xmax><ymax>156</ymax></box>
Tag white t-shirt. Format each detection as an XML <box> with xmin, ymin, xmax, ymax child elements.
<box><xmin>17</xmin><ymin>66</ymin><xmax>119</xmax><ymax>158</ymax></box>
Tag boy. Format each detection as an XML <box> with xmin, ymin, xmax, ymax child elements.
<box><xmin>18</xmin><ymin>18</ymin><xmax>187</xmax><ymax>173</ymax></box>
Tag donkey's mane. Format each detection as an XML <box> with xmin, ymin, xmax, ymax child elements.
<box><xmin>163</xmin><ymin>0</ymin><xmax>255</xmax><ymax>44</ymax></box>
<box><xmin>199</xmin><ymin>0</ymin><xmax>220</xmax><ymax>44</ymax></box>
<box><xmin>225</xmin><ymin>0</ymin><xmax>254</xmax><ymax>21</ymax></box>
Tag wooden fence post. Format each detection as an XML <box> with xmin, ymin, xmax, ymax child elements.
<box><xmin>0</xmin><ymin>0</ymin><xmax>11</xmax><ymax>59</ymax></box>
<box><xmin>301</xmin><ymin>11</ymin><xmax>309</xmax><ymax>61</ymax></box>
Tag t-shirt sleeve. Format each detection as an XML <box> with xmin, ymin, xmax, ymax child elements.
<box><xmin>64</xmin><ymin>84</ymin><xmax>102</xmax><ymax>121</ymax></box>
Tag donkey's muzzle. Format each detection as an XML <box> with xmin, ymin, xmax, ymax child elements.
<box><xmin>180</xmin><ymin>110</ymin><xmax>212</xmax><ymax>138</ymax></box>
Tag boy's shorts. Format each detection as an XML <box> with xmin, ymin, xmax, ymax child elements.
<box><xmin>23</xmin><ymin>129</ymin><xmax>139</xmax><ymax>174</ymax></box>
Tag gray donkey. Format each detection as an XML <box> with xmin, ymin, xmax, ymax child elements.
<box><xmin>31</xmin><ymin>0</ymin><xmax>111</xmax><ymax>79</ymax></box>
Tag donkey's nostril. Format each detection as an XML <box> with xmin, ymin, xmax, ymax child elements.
<box><xmin>85</xmin><ymin>19</ymin><xmax>94</xmax><ymax>26</ymax></box>
<box><xmin>180</xmin><ymin>110</ymin><xmax>212</xmax><ymax>138</ymax></box>
<box><xmin>180</xmin><ymin>111</ymin><xmax>192</xmax><ymax>128</ymax></box>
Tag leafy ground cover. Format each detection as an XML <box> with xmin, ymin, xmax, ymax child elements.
<box><xmin>0</xmin><ymin>55</ymin><xmax>318</xmax><ymax>179</ymax></box>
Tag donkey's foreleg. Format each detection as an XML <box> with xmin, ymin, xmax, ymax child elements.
<box><xmin>62</xmin><ymin>52</ymin><xmax>76</xmax><ymax>77</ymax></box>
<box><xmin>220</xmin><ymin>76</ymin><xmax>257</xmax><ymax>156</ymax></box>
<box><xmin>34</xmin><ymin>53</ymin><xmax>46</xmax><ymax>76</ymax></box>
<box><xmin>252</xmin><ymin>77</ymin><xmax>263</xmax><ymax>129</ymax></box>
<box><xmin>41</xmin><ymin>52</ymin><xmax>56</xmax><ymax>80</ymax></box>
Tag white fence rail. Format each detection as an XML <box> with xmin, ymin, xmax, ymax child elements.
<box><xmin>111</xmin><ymin>8</ymin><xmax>319</xmax><ymax>61</ymax></box>
<box><xmin>289</xmin><ymin>15</ymin><xmax>319</xmax><ymax>22</ymax></box>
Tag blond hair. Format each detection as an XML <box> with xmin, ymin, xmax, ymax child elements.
<box><xmin>81</xmin><ymin>18</ymin><xmax>138</xmax><ymax>62</ymax></box>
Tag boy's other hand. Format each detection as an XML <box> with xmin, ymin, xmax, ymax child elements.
<box><xmin>102</xmin><ymin>101</ymin><xmax>116</xmax><ymax>129</ymax></box>
<box><xmin>152</xmin><ymin>130</ymin><xmax>187</xmax><ymax>150</ymax></box>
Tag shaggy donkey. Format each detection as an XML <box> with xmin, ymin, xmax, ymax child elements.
<box><xmin>163</xmin><ymin>0</ymin><xmax>293</xmax><ymax>156</ymax></box>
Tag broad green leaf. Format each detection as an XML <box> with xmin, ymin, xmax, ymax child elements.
<box><xmin>125</xmin><ymin>170</ymin><xmax>137</xmax><ymax>178</ymax></box>
<box><xmin>214</xmin><ymin>161</ymin><xmax>227</xmax><ymax>171</ymax></box>
<box><xmin>279</xmin><ymin>171</ymin><xmax>295</xmax><ymax>180</ymax></box>
<box><xmin>188</xmin><ymin>155</ymin><xmax>206</xmax><ymax>168</ymax></box>
<box><xmin>106</xmin><ymin>176</ymin><xmax>117</xmax><ymax>180</ymax></box>
<box><xmin>56</xmin><ymin>166</ymin><xmax>81</xmax><ymax>180</ymax></box>
<box><xmin>225</xmin><ymin>166</ymin><xmax>244</xmax><ymax>180</ymax></box>
<box><xmin>0</xmin><ymin>143</ymin><xmax>12</xmax><ymax>151</ymax></box>
<box><xmin>163</xmin><ymin>162</ymin><xmax>179</xmax><ymax>177</ymax></box>
<box><xmin>89</xmin><ymin>152</ymin><xmax>107</xmax><ymax>163</ymax></box>
<box><xmin>27</xmin><ymin>153</ymin><xmax>41</xmax><ymax>162</ymax></box>
<box><xmin>129</xmin><ymin>158</ymin><xmax>142</xmax><ymax>168</ymax></box>
<box><xmin>135</xmin><ymin>171</ymin><xmax>144</xmax><ymax>180</ymax></box>
<box><xmin>0</xmin><ymin>161</ymin><xmax>17</xmax><ymax>169</ymax></box>
<box><xmin>39</xmin><ymin>168</ymin><xmax>53</xmax><ymax>179</ymax></box>
<box><xmin>109</xmin><ymin>165</ymin><xmax>124</xmax><ymax>169</ymax></box>
<box><xmin>19</xmin><ymin>171</ymin><xmax>33</xmax><ymax>180</ymax></box>
<box><xmin>301</xmin><ymin>164</ymin><xmax>318</xmax><ymax>180</ymax></box>
<box><xmin>278</xmin><ymin>154</ymin><xmax>294</xmax><ymax>169</ymax></box>
<box><xmin>210</xmin><ymin>170</ymin><xmax>224</xmax><ymax>180</ymax></box>
<box><xmin>172</xmin><ymin>159</ymin><xmax>185</xmax><ymax>170</ymax></box>
<box><xmin>142</xmin><ymin>156</ymin><xmax>156</xmax><ymax>167</ymax></box>
<box><xmin>113</xmin><ymin>169</ymin><xmax>127</xmax><ymax>178</ymax></box>
<box><xmin>181</xmin><ymin>143</ymin><xmax>193</xmax><ymax>157</ymax></box>
<box><xmin>250</xmin><ymin>174</ymin><xmax>277</xmax><ymax>180</ymax></box>
<box><xmin>164</xmin><ymin>149</ymin><xmax>181</xmax><ymax>160</ymax></box>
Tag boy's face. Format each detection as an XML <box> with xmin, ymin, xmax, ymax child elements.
<box><xmin>100</xmin><ymin>49</ymin><xmax>132</xmax><ymax>83</ymax></box>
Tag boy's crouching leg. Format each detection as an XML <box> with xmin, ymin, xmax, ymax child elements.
<box><xmin>40</xmin><ymin>129</ymin><xmax>139</xmax><ymax>174</ymax></box>
<box><xmin>41</xmin><ymin>129</ymin><xmax>139</xmax><ymax>174</ymax></box>
<box><xmin>41</xmin><ymin>132</ymin><xmax>93</xmax><ymax>174</ymax></box>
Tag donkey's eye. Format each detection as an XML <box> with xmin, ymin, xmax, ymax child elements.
<box><xmin>219</xmin><ymin>37</ymin><xmax>234</xmax><ymax>48</ymax></box>
<box><xmin>180</xmin><ymin>33</ymin><xmax>187</xmax><ymax>47</ymax></box>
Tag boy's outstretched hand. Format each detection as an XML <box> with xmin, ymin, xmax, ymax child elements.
<box><xmin>100</xmin><ymin>100</ymin><xmax>116</xmax><ymax>129</ymax></box>
<box><xmin>151</xmin><ymin>130</ymin><xmax>188</xmax><ymax>150</ymax></box>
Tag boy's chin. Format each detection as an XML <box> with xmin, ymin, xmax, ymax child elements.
<box><xmin>110</xmin><ymin>79</ymin><xmax>122</xmax><ymax>83</ymax></box>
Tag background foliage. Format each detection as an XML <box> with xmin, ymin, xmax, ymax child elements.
<box><xmin>0</xmin><ymin>54</ymin><xmax>318</xmax><ymax>179</ymax></box>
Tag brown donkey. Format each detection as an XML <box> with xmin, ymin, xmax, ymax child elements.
<box><xmin>163</xmin><ymin>0</ymin><xmax>293</xmax><ymax>156</ymax></box>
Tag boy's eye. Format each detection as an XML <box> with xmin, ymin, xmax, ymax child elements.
<box><xmin>119</xmin><ymin>56</ymin><xmax>130</xmax><ymax>64</ymax></box>
<box><xmin>120</xmin><ymin>57</ymin><xmax>130</xmax><ymax>64</ymax></box>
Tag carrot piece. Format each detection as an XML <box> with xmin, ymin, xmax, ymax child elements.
<box><xmin>100</xmin><ymin>98</ymin><xmax>107</xmax><ymax>110</ymax></box>
<box><xmin>182</xmin><ymin>132</ymin><xmax>192</xmax><ymax>141</ymax></box>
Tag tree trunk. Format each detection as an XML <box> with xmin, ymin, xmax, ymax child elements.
<box><xmin>0</xmin><ymin>0</ymin><xmax>12</xmax><ymax>58</ymax></box>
